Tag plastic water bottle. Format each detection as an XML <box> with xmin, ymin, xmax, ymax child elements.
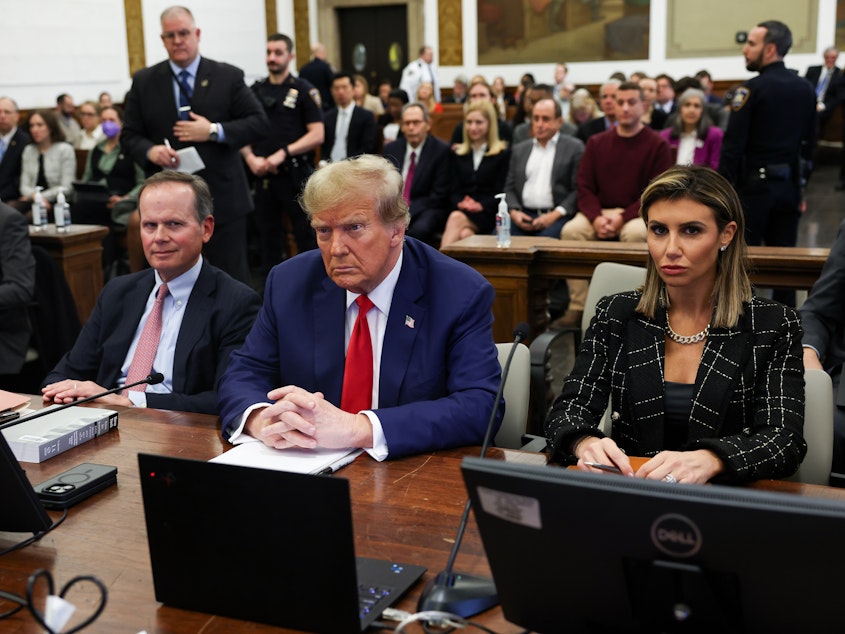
<box><xmin>495</xmin><ymin>193</ymin><xmax>510</xmax><ymax>248</ymax></box>
<box><xmin>32</xmin><ymin>187</ymin><xmax>46</xmax><ymax>230</ymax></box>
<box><xmin>55</xmin><ymin>188</ymin><xmax>68</xmax><ymax>232</ymax></box>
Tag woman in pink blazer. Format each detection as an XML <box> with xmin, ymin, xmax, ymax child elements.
<box><xmin>660</xmin><ymin>88</ymin><xmax>723</xmax><ymax>171</ymax></box>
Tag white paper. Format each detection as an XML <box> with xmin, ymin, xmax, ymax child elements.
<box><xmin>175</xmin><ymin>146</ymin><xmax>205</xmax><ymax>174</ymax></box>
<box><xmin>210</xmin><ymin>440</ymin><xmax>362</xmax><ymax>474</ymax></box>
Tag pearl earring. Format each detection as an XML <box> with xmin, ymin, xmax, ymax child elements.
<box><xmin>720</xmin><ymin>244</ymin><xmax>727</xmax><ymax>252</ymax></box>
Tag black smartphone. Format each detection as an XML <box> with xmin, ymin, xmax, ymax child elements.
<box><xmin>0</xmin><ymin>410</ymin><xmax>20</xmax><ymax>425</ymax></box>
<box><xmin>34</xmin><ymin>463</ymin><xmax>118</xmax><ymax>509</ymax></box>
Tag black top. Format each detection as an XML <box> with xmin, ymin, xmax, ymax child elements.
<box><xmin>663</xmin><ymin>381</ymin><xmax>693</xmax><ymax>450</ymax></box>
<box><xmin>250</xmin><ymin>75</ymin><xmax>324</xmax><ymax>159</ymax></box>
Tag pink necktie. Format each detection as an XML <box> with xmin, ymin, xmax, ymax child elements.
<box><xmin>402</xmin><ymin>151</ymin><xmax>416</xmax><ymax>204</ymax></box>
<box><xmin>125</xmin><ymin>283</ymin><xmax>168</xmax><ymax>392</ymax></box>
<box><xmin>341</xmin><ymin>295</ymin><xmax>375</xmax><ymax>413</ymax></box>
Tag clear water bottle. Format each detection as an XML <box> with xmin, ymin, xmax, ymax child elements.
<box><xmin>55</xmin><ymin>187</ymin><xmax>68</xmax><ymax>232</ymax></box>
<box><xmin>495</xmin><ymin>193</ymin><xmax>510</xmax><ymax>248</ymax></box>
<box><xmin>32</xmin><ymin>186</ymin><xmax>46</xmax><ymax>230</ymax></box>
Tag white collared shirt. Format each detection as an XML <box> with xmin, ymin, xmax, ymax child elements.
<box><xmin>521</xmin><ymin>133</ymin><xmax>560</xmax><ymax>211</ymax></box>
<box><xmin>330</xmin><ymin>103</ymin><xmax>356</xmax><ymax>162</ymax></box>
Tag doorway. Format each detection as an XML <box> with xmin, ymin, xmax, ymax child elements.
<box><xmin>337</xmin><ymin>5</ymin><xmax>408</xmax><ymax>95</ymax></box>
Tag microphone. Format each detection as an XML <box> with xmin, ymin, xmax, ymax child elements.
<box><xmin>417</xmin><ymin>322</ymin><xmax>530</xmax><ymax>618</ymax></box>
<box><xmin>0</xmin><ymin>373</ymin><xmax>165</xmax><ymax>432</ymax></box>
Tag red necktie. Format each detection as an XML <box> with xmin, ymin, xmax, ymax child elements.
<box><xmin>125</xmin><ymin>283</ymin><xmax>168</xmax><ymax>393</ymax></box>
<box><xmin>402</xmin><ymin>151</ymin><xmax>416</xmax><ymax>204</ymax></box>
<box><xmin>341</xmin><ymin>295</ymin><xmax>375</xmax><ymax>413</ymax></box>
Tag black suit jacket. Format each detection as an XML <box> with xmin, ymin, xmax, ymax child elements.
<box><xmin>121</xmin><ymin>57</ymin><xmax>268</xmax><ymax>223</ymax></box>
<box><xmin>576</xmin><ymin>116</ymin><xmax>612</xmax><ymax>143</ymax></box>
<box><xmin>44</xmin><ymin>262</ymin><xmax>261</xmax><ymax>414</ymax></box>
<box><xmin>382</xmin><ymin>135</ymin><xmax>450</xmax><ymax>218</ymax></box>
<box><xmin>0</xmin><ymin>202</ymin><xmax>34</xmax><ymax>373</ymax></box>
<box><xmin>547</xmin><ymin>292</ymin><xmax>807</xmax><ymax>483</ymax></box>
<box><xmin>806</xmin><ymin>65</ymin><xmax>841</xmax><ymax>101</ymax></box>
<box><xmin>0</xmin><ymin>127</ymin><xmax>30</xmax><ymax>202</ymax></box>
<box><xmin>298</xmin><ymin>57</ymin><xmax>335</xmax><ymax>110</ymax></box>
<box><xmin>322</xmin><ymin>105</ymin><xmax>377</xmax><ymax>159</ymax></box>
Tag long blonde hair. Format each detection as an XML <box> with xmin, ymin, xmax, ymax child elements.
<box><xmin>454</xmin><ymin>100</ymin><xmax>507</xmax><ymax>157</ymax></box>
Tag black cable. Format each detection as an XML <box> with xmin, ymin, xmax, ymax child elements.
<box><xmin>0</xmin><ymin>509</ymin><xmax>69</xmax><ymax>557</ymax></box>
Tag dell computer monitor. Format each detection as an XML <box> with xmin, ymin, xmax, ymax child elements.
<box><xmin>462</xmin><ymin>457</ymin><xmax>845</xmax><ymax>633</ymax></box>
<box><xmin>0</xmin><ymin>430</ymin><xmax>51</xmax><ymax>534</ymax></box>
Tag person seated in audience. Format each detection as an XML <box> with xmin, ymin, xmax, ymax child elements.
<box><xmin>629</xmin><ymin>70</ymin><xmax>647</xmax><ymax>83</ymax></box>
<box><xmin>217</xmin><ymin>154</ymin><xmax>501</xmax><ymax>458</ymax></box>
<box><xmin>41</xmin><ymin>171</ymin><xmax>260</xmax><ymax>414</ymax></box>
<box><xmin>577</xmin><ymin>79</ymin><xmax>620</xmax><ymax>142</ymax></box>
<box><xmin>377</xmin><ymin>79</ymin><xmax>392</xmax><ymax>110</ymax></box>
<box><xmin>491</xmin><ymin>76</ymin><xmax>515</xmax><ymax>120</ymax></box>
<box><xmin>673</xmin><ymin>75</ymin><xmax>728</xmax><ymax>130</ymax></box>
<box><xmin>450</xmin><ymin>80</ymin><xmax>513</xmax><ymax>145</ymax></box>
<box><xmin>382</xmin><ymin>102</ymin><xmax>450</xmax><ymax>246</ymax></box>
<box><xmin>416</xmin><ymin>81</ymin><xmax>441</xmax><ymax>114</ymax></box>
<box><xmin>695</xmin><ymin>69</ymin><xmax>724</xmax><ymax>106</ymax></box>
<box><xmin>558</xmin><ymin>82</ymin><xmax>672</xmax><ymax>328</ymax></box>
<box><xmin>76</xmin><ymin>101</ymin><xmax>104</xmax><ymax>150</ymax></box>
<box><xmin>638</xmin><ymin>76</ymin><xmax>668</xmax><ymax>130</ymax></box>
<box><xmin>55</xmin><ymin>93</ymin><xmax>81</xmax><ymax>147</ymax></box>
<box><xmin>440</xmin><ymin>101</ymin><xmax>510</xmax><ymax>247</ymax></box>
<box><xmin>0</xmin><ymin>96</ymin><xmax>31</xmax><ymax>204</ymax></box>
<box><xmin>0</xmin><ymin>200</ymin><xmax>35</xmax><ymax>390</ymax></box>
<box><xmin>98</xmin><ymin>91</ymin><xmax>114</xmax><ymax>110</ymax></box>
<box><xmin>377</xmin><ymin>89</ymin><xmax>408</xmax><ymax>144</ymax></box>
<box><xmin>654</xmin><ymin>74</ymin><xmax>676</xmax><ymax>116</ymax></box>
<box><xmin>512</xmin><ymin>84</ymin><xmax>575</xmax><ymax>145</ymax></box>
<box><xmin>505</xmin><ymin>98</ymin><xmax>584</xmax><ymax>238</ymax></box>
<box><xmin>567</xmin><ymin>88</ymin><xmax>600</xmax><ymax>129</ymax></box>
<box><xmin>660</xmin><ymin>88</ymin><xmax>723</xmax><ymax>170</ymax></box>
<box><xmin>512</xmin><ymin>72</ymin><xmax>535</xmax><ymax>114</ymax></box>
<box><xmin>352</xmin><ymin>74</ymin><xmax>385</xmax><ymax>118</ymax></box>
<box><xmin>443</xmin><ymin>75</ymin><xmax>468</xmax><ymax>104</ymax></box>
<box><xmin>546</xmin><ymin>165</ymin><xmax>806</xmax><ymax>484</ymax></box>
<box><xmin>16</xmin><ymin>110</ymin><xmax>76</xmax><ymax>216</ymax></box>
<box><xmin>801</xmin><ymin>219</ymin><xmax>845</xmax><ymax>483</ymax></box>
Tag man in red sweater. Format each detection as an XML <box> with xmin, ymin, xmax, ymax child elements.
<box><xmin>556</xmin><ymin>81</ymin><xmax>672</xmax><ymax>327</ymax></box>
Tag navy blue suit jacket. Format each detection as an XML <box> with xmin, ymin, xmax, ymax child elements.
<box><xmin>218</xmin><ymin>237</ymin><xmax>502</xmax><ymax>457</ymax></box>
<box><xmin>0</xmin><ymin>127</ymin><xmax>30</xmax><ymax>202</ymax></box>
<box><xmin>44</xmin><ymin>262</ymin><xmax>260</xmax><ymax>414</ymax></box>
<box><xmin>382</xmin><ymin>136</ymin><xmax>450</xmax><ymax>219</ymax></box>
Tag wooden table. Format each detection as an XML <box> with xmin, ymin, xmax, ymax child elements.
<box><xmin>442</xmin><ymin>236</ymin><xmax>830</xmax><ymax>343</ymax></box>
<box><xmin>2</xmin><ymin>404</ymin><xmax>842</xmax><ymax>632</ymax></box>
<box><xmin>29</xmin><ymin>224</ymin><xmax>108</xmax><ymax>324</ymax></box>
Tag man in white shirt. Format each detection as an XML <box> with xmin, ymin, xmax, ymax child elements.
<box><xmin>399</xmin><ymin>46</ymin><xmax>441</xmax><ymax>103</ymax></box>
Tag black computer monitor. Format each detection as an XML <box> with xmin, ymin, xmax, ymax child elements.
<box><xmin>461</xmin><ymin>457</ymin><xmax>845</xmax><ymax>633</ymax></box>
<box><xmin>0</xmin><ymin>431</ymin><xmax>51</xmax><ymax>534</ymax></box>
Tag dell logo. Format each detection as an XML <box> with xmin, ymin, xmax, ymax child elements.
<box><xmin>651</xmin><ymin>514</ymin><xmax>702</xmax><ymax>557</ymax></box>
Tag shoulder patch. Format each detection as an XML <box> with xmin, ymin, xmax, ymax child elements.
<box><xmin>309</xmin><ymin>88</ymin><xmax>322</xmax><ymax>108</ymax></box>
<box><xmin>731</xmin><ymin>87</ymin><xmax>750</xmax><ymax>112</ymax></box>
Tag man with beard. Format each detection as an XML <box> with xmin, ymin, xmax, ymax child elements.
<box><xmin>240</xmin><ymin>33</ymin><xmax>324</xmax><ymax>275</ymax></box>
<box><xmin>719</xmin><ymin>20</ymin><xmax>816</xmax><ymax>305</ymax></box>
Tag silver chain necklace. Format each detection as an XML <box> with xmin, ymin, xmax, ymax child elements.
<box><xmin>666</xmin><ymin>318</ymin><xmax>709</xmax><ymax>345</ymax></box>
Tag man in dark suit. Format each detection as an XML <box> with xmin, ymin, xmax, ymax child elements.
<box><xmin>298</xmin><ymin>41</ymin><xmax>335</xmax><ymax>111</ymax></box>
<box><xmin>505</xmin><ymin>98</ymin><xmax>584</xmax><ymax>239</ymax></box>
<box><xmin>0</xmin><ymin>201</ymin><xmax>35</xmax><ymax>385</ymax></box>
<box><xmin>0</xmin><ymin>97</ymin><xmax>31</xmax><ymax>203</ymax></box>
<box><xmin>218</xmin><ymin>155</ymin><xmax>501</xmax><ymax>458</ymax></box>
<box><xmin>577</xmin><ymin>79</ymin><xmax>619</xmax><ymax>142</ymax></box>
<box><xmin>806</xmin><ymin>46</ymin><xmax>841</xmax><ymax>134</ymax></box>
<box><xmin>381</xmin><ymin>103</ymin><xmax>450</xmax><ymax>245</ymax></box>
<box><xmin>42</xmin><ymin>171</ymin><xmax>260</xmax><ymax>415</ymax></box>
<box><xmin>121</xmin><ymin>5</ymin><xmax>267</xmax><ymax>284</ymax></box>
<box><xmin>801</xmin><ymin>219</ymin><xmax>845</xmax><ymax>479</ymax></box>
<box><xmin>323</xmin><ymin>73</ymin><xmax>377</xmax><ymax>162</ymax></box>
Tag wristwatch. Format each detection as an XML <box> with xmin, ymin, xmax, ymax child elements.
<box><xmin>208</xmin><ymin>123</ymin><xmax>219</xmax><ymax>142</ymax></box>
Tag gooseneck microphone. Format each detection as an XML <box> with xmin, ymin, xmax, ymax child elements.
<box><xmin>0</xmin><ymin>373</ymin><xmax>165</xmax><ymax>432</ymax></box>
<box><xmin>417</xmin><ymin>322</ymin><xmax>531</xmax><ymax>618</ymax></box>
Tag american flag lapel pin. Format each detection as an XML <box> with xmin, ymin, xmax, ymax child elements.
<box><xmin>405</xmin><ymin>315</ymin><xmax>415</xmax><ymax>329</ymax></box>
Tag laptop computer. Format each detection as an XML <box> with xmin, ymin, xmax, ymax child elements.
<box><xmin>138</xmin><ymin>453</ymin><xmax>425</xmax><ymax>633</ymax></box>
<box><xmin>0</xmin><ymin>428</ymin><xmax>51</xmax><ymax>534</ymax></box>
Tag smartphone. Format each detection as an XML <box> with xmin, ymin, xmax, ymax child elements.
<box><xmin>34</xmin><ymin>463</ymin><xmax>118</xmax><ymax>509</ymax></box>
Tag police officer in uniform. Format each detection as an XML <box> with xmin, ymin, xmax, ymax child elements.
<box><xmin>240</xmin><ymin>33</ymin><xmax>324</xmax><ymax>275</ymax></box>
<box><xmin>719</xmin><ymin>20</ymin><xmax>816</xmax><ymax>305</ymax></box>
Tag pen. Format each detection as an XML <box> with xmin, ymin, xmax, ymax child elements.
<box><xmin>583</xmin><ymin>461</ymin><xmax>622</xmax><ymax>474</ymax></box>
<box><xmin>164</xmin><ymin>138</ymin><xmax>177</xmax><ymax>164</ymax></box>
<box><xmin>315</xmin><ymin>450</ymin><xmax>362</xmax><ymax>475</ymax></box>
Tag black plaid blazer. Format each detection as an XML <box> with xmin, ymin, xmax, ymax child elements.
<box><xmin>546</xmin><ymin>291</ymin><xmax>807</xmax><ymax>482</ymax></box>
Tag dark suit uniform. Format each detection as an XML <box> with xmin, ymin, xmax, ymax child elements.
<box><xmin>0</xmin><ymin>202</ymin><xmax>34</xmax><ymax>379</ymax></box>
<box><xmin>382</xmin><ymin>136</ymin><xmax>450</xmax><ymax>245</ymax></box>
<box><xmin>218</xmin><ymin>237</ymin><xmax>501</xmax><ymax>457</ymax></box>
<box><xmin>546</xmin><ymin>292</ymin><xmax>807</xmax><ymax>483</ymax></box>
<box><xmin>805</xmin><ymin>64</ymin><xmax>841</xmax><ymax>131</ymax></box>
<box><xmin>322</xmin><ymin>105</ymin><xmax>377</xmax><ymax>160</ymax></box>
<box><xmin>719</xmin><ymin>60</ymin><xmax>816</xmax><ymax>305</ymax></box>
<box><xmin>121</xmin><ymin>56</ymin><xmax>268</xmax><ymax>283</ymax></box>
<box><xmin>801</xmin><ymin>219</ymin><xmax>845</xmax><ymax>474</ymax></box>
<box><xmin>0</xmin><ymin>127</ymin><xmax>30</xmax><ymax>203</ymax></box>
<box><xmin>298</xmin><ymin>57</ymin><xmax>334</xmax><ymax>111</ymax></box>
<box><xmin>576</xmin><ymin>116</ymin><xmax>612</xmax><ymax>143</ymax></box>
<box><xmin>43</xmin><ymin>262</ymin><xmax>261</xmax><ymax>414</ymax></box>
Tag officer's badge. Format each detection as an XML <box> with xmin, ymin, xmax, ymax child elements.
<box><xmin>284</xmin><ymin>88</ymin><xmax>298</xmax><ymax>109</ymax></box>
<box><xmin>309</xmin><ymin>88</ymin><xmax>322</xmax><ymax>108</ymax></box>
<box><xmin>731</xmin><ymin>87</ymin><xmax>750</xmax><ymax>111</ymax></box>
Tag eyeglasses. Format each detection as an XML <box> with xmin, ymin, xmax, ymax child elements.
<box><xmin>162</xmin><ymin>29</ymin><xmax>194</xmax><ymax>41</ymax></box>
<box><xmin>80</xmin><ymin>111</ymin><xmax>98</xmax><ymax>117</ymax></box>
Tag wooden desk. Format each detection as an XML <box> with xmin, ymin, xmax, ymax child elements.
<box><xmin>443</xmin><ymin>236</ymin><xmax>830</xmax><ymax>343</ymax></box>
<box><xmin>29</xmin><ymin>224</ymin><xmax>109</xmax><ymax>324</ymax></box>
<box><xmin>2</xmin><ymin>405</ymin><xmax>842</xmax><ymax>632</ymax></box>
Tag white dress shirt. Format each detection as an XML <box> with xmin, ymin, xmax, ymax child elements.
<box><xmin>521</xmin><ymin>133</ymin><xmax>560</xmax><ymax>212</ymax></box>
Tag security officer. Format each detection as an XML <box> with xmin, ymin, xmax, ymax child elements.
<box><xmin>719</xmin><ymin>20</ymin><xmax>816</xmax><ymax>283</ymax></box>
<box><xmin>240</xmin><ymin>33</ymin><xmax>324</xmax><ymax>275</ymax></box>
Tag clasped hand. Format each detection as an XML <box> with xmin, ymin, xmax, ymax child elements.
<box><xmin>248</xmin><ymin>386</ymin><xmax>373</xmax><ymax>450</ymax></box>
<box><xmin>41</xmin><ymin>379</ymin><xmax>132</xmax><ymax>407</ymax></box>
